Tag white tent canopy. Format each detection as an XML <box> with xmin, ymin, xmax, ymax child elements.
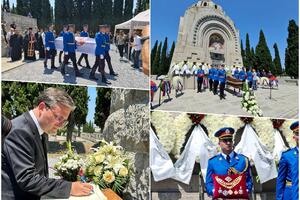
<box><xmin>114</xmin><ymin>9</ymin><xmax>149</xmax><ymax>35</ymax></box>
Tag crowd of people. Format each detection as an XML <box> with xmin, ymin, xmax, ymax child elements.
<box><xmin>3</xmin><ymin>22</ymin><xmax>145</xmax><ymax>84</ymax></box>
<box><xmin>170</xmin><ymin>61</ymin><xmax>279</xmax><ymax>100</ymax></box>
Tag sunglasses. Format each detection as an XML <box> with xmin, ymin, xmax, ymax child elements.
<box><xmin>221</xmin><ymin>138</ymin><xmax>233</xmax><ymax>143</ymax></box>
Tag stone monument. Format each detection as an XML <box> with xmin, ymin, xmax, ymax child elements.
<box><xmin>171</xmin><ymin>0</ymin><xmax>243</xmax><ymax>67</ymax></box>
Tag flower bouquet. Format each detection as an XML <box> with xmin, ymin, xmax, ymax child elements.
<box><xmin>54</xmin><ymin>141</ymin><xmax>84</xmax><ymax>181</ymax></box>
<box><xmin>84</xmin><ymin>140</ymin><xmax>132</xmax><ymax>195</ymax></box>
<box><xmin>241</xmin><ymin>82</ymin><xmax>263</xmax><ymax>117</ymax></box>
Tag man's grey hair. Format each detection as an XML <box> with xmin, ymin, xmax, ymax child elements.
<box><xmin>36</xmin><ymin>87</ymin><xmax>76</xmax><ymax>111</ymax></box>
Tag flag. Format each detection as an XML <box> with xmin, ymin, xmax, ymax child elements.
<box><xmin>273</xmin><ymin>129</ymin><xmax>288</xmax><ymax>160</ymax></box>
<box><xmin>235</xmin><ymin>124</ymin><xmax>278</xmax><ymax>183</ymax></box>
<box><xmin>173</xmin><ymin>125</ymin><xmax>218</xmax><ymax>184</ymax></box>
<box><xmin>150</xmin><ymin>128</ymin><xmax>175</xmax><ymax>182</ymax></box>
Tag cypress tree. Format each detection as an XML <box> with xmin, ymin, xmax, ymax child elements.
<box><xmin>160</xmin><ymin>37</ymin><xmax>168</xmax><ymax>75</ymax></box>
<box><xmin>240</xmin><ymin>39</ymin><xmax>245</xmax><ymax>66</ymax></box>
<box><xmin>251</xmin><ymin>47</ymin><xmax>256</xmax><ymax>68</ymax></box>
<box><xmin>134</xmin><ymin>0</ymin><xmax>142</xmax><ymax>15</ymax></box>
<box><xmin>153</xmin><ymin>42</ymin><xmax>162</xmax><ymax>75</ymax></box>
<box><xmin>91</xmin><ymin>0</ymin><xmax>104</xmax><ymax>34</ymax></box>
<box><xmin>285</xmin><ymin>20</ymin><xmax>298</xmax><ymax>78</ymax></box>
<box><xmin>123</xmin><ymin>0</ymin><xmax>133</xmax><ymax>20</ymax></box>
<box><xmin>151</xmin><ymin>40</ymin><xmax>158</xmax><ymax>73</ymax></box>
<box><xmin>16</xmin><ymin>0</ymin><xmax>25</xmax><ymax>15</ymax></box>
<box><xmin>245</xmin><ymin>33</ymin><xmax>252</xmax><ymax>67</ymax></box>
<box><xmin>113</xmin><ymin>0</ymin><xmax>123</xmax><ymax>25</ymax></box>
<box><xmin>255</xmin><ymin>30</ymin><xmax>273</xmax><ymax>72</ymax></box>
<box><xmin>168</xmin><ymin>41</ymin><xmax>175</xmax><ymax>68</ymax></box>
<box><xmin>102</xmin><ymin>0</ymin><xmax>113</xmax><ymax>25</ymax></box>
<box><xmin>11</xmin><ymin>3</ymin><xmax>16</xmax><ymax>13</ymax></box>
<box><xmin>273</xmin><ymin>43</ymin><xmax>282</xmax><ymax>75</ymax></box>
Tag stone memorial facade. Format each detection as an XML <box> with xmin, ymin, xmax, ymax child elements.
<box><xmin>171</xmin><ymin>0</ymin><xmax>243</xmax><ymax>67</ymax></box>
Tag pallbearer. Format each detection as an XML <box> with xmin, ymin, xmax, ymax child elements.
<box><xmin>59</xmin><ymin>25</ymin><xmax>68</xmax><ymax>64</ymax></box>
<box><xmin>276</xmin><ymin>121</ymin><xmax>299</xmax><ymax>200</ymax></box>
<box><xmin>61</xmin><ymin>24</ymin><xmax>82</xmax><ymax>77</ymax></box>
<box><xmin>205</xmin><ymin>127</ymin><xmax>253</xmax><ymax>199</ymax></box>
<box><xmin>77</xmin><ymin>24</ymin><xmax>91</xmax><ymax>69</ymax></box>
<box><xmin>208</xmin><ymin>64</ymin><xmax>214</xmax><ymax>91</ymax></box>
<box><xmin>44</xmin><ymin>24</ymin><xmax>57</xmax><ymax>69</ymax></box>
<box><xmin>89</xmin><ymin>25</ymin><xmax>110</xmax><ymax>84</ymax></box>
<box><xmin>103</xmin><ymin>25</ymin><xmax>117</xmax><ymax>76</ymax></box>
<box><xmin>218</xmin><ymin>64</ymin><xmax>227</xmax><ymax>100</ymax></box>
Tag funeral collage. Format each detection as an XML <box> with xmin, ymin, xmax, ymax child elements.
<box><xmin>0</xmin><ymin>0</ymin><xmax>298</xmax><ymax>200</ymax></box>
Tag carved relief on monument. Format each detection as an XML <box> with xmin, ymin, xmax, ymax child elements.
<box><xmin>209</xmin><ymin>33</ymin><xmax>224</xmax><ymax>50</ymax></box>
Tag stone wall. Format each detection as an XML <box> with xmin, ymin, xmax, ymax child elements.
<box><xmin>102</xmin><ymin>89</ymin><xmax>149</xmax><ymax>200</ymax></box>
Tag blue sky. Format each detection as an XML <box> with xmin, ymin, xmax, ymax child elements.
<box><xmin>87</xmin><ymin>86</ymin><xmax>96</xmax><ymax>124</ymax></box>
<box><xmin>151</xmin><ymin>0</ymin><xmax>299</xmax><ymax>67</ymax></box>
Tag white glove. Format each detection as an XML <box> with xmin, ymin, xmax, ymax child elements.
<box><xmin>100</xmin><ymin>54</ymin><xmax>104</xmax><ymax>59</ymax></box>
<box><xmin>46</xmin><ymin>47</ymin><xmax>50</xmax><ymax>51</ymax></box>
<box><xmin>64</xmin><ymin>52</ymin><xmax>68</xmax><ymax>55</ymax></box>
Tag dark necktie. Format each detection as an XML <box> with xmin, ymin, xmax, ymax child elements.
<box><xmin>226</xmin><ymin>155</ymin><xmax>230</xmax><ymax>163</ymax></box>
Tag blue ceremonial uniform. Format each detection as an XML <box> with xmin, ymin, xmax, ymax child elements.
<box><xmin>45</xmin><ymin>31</ymin><xmax>55</xmax><ymax>49</ymax></box>
<box><xmin>61</xmin><ymin>31</ymin><xmax>81</xmax><ymax>76</ymax></box>
<box><xmin>94</xmin><ymin>32</ymin><xmax>106</xmax><ymax>56</ymax></box>
<box><xmin>208</xmin><ymin>68</ymin><xmax>214</xmax><ymax>79</ymax></box>
<box><xmin>247</xmin><ymin>71</ymin><xmax>253</xmax><ymax>81</ymax></box>
<box><xmin>197</xmin><ymin>69</ymin><xmax>205</xmax><ymax>81</ymax></box>
<box><xmin>103</xmin><ymin>32</ymin><xmax>116</xmax><ymax>75</ymax></box>
<box><xmin>205</xmin><ymin>152</ymin><xmax>253</xmax><ymax>197</ymax></box>
<box><xmin>234</xmin><ymin>69</ymin><xmax>239</xmax><ymax>79</ymax></box>
<box><xmin>63</xmin><ymin>32</ymin><xmax>77</xmax><ymax>53</ymax></box>
<box><xmin>80</xmin><ymin>31</ymin><xmax>89</xmax><ymax>37</ymax></box>
<box><xmin>44</xmin><ymin>31</ymin><xmax>57</xmax><ymax>69</ymax></box>
<box><xmin>213</xmin><ymin>68</ymin><xmax>219</xmax><ymax>81</ymax></box>
<box><xmin>89</xmin><ymin>32</ymin><xmax>107</xmax><ymax>82</ymax></box>
<box><xmin>218</xmin><ymin>69</ymin><xmax>226</xmax><ymax>83</ymax></box>
<box><xmin>59</xmin><ymin>31</ymin><xmax>64</xmax><ymax>37</ymax></box>
<box><xmin>239</xmin><ymin>71</ymin><xmax>246</xmax><ymax>81</ymax></box>
<box><xmin>276</xmin><ymin>147</ymin><xmax>299</xmax><ymax>200</ymax></box>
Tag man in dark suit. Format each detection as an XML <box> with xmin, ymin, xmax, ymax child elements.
<box><xmin>2</xmin><ymin>87</ymin><xmax>92</xmax><ymax>200</ymax></box>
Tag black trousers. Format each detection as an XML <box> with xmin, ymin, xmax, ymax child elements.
<box><xmin>61</xmin><ymin>52</ymin><xmax>79</xmax><ymax>73</ymax></box>
<box><xmin>103</xmin><ymin>51</ymin><xmax>115</xmax><ymax>74</ymax></box>
<box><xmin>213</xmin><ymin>80</ymin><xmax>219</xmax><ymax>94</ymax></box>
<box><xmin>91</xmin><ymin>55</ymin><xmax>106</xmax><ymax>79</ymax></box>
<box><xmin>197</xmin><ymin>78</ymin><xmax>203</xmax><ymax>92</ymax></box>
<box><xmin>44</xmin><ymin>49</ymin><xmax>56</xmax><ymax>67</ymax></box>
<box><xmin>209</xmin><ymin>79</ymin><xmax>213</xmax><ymax>91</ymax></box>
<box><xmin>78</xmin><ymin>53</ymin><xmax>90</xmax><ymax>67</ymax></box>
<box><xmin>59</xmin><ymin>51</ymin><xmax>63</xmax><ymax>63</ymax></box>
<box><xmin>219</xmin><ymin>82</ymin><xmax>225</xmax><ymax>98</ymax></box>
<box><xmin>248</xmin><ymin>81</ymin><xmax>253</xmax><ymax>89</ymax></box>
<box><xmin>117</xmin><ymin>45</ymin><xmax>124</xmax><ymax>58</ymax></box>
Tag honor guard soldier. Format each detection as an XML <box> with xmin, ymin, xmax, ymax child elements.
<box><xmin>218</xmin><ymin>64</ymin><xmax>227</xmax><ymax>100</ymax></box>
<box><xmin>89</xmin><ymin>25</ymin><xmax>110</xmax><ymax>84</ymax></box>
<box><xmin>59</xmin><ymin>25</ymin><xmax>68</xmax><ymax>64</ymax></box>
<box><xmin>196</xmin><ymin>65</ymin><xmax>205</xmax><ymax>93</ymax></box>
<box><xmin>77</xmin><ymin>24</ymin><xmax>91</xmax><ymax>69</ymax></box>
<box><xmin>213</xmin><ymin>65</ymin><xmax>219</xmax><ymax>95</ymax></box>
<box><xmin>44</xmin><ymin>24</ymin><xmax>57</xmax><ymax>69</ymax></box>
<box><xmin>206</xmin><ymin>127</ymin><xmax>253</xmax><ymax>199</ymax></box>
<box><xmin>61</xmin><ymin>24</ymin><xmax>83</xmax><ymax>77</ymax></box>
<box><xmin>276</xmin><ymin>121</ymin><xmax>299</xmax><ymax>200</ymax></box>
<box><xmin>208</xmin><ymin>65</ymin><xmax>214</xmax><ymax>91</ymax></box>
<box><xmin>239</xmin><ymin>67</ymin><xmax>246</xmax><ymax>82</ymax></box>
<box><xmin>103</xmin><ymin>25</ymin><xmax>117</xmax><ymax>76</ymax></box>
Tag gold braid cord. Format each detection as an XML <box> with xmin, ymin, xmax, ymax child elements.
<box><xmin>215</xmin><ymin>176</ymin><xmax>242</xmax><ymax>189</ymax></box>
<box><xmin>227</xmin><ymin>156</ymin><xmax>249</xmax><ymax>175</ymax></box>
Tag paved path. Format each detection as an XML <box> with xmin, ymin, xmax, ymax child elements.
<box><xmin>151</xmin><ymin>77</ymin><xmax>298</xmax><ymax>119</ymax></box>
<box><xmin>2</xmin><ymin>45</ymin><xmax>149</xmax><ymax>90</ymax></box>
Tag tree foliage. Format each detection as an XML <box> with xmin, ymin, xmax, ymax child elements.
<box><xmin>94</xmin><ymin>88</ymin><xmax>111</xmax><ymax>130</ymax></box>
